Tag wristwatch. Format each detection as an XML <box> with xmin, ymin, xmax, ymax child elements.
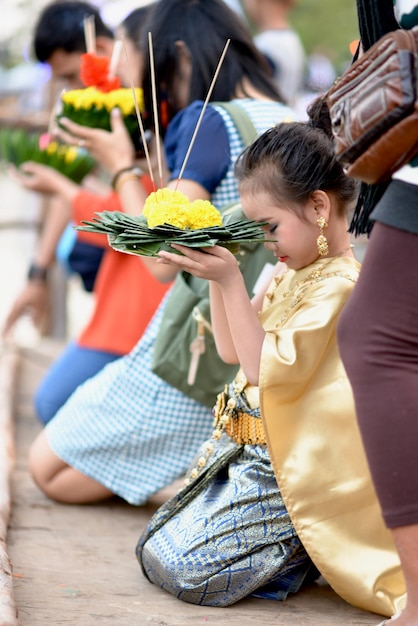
<box><xmin>27</xmin><ymin>263</ymin><xmax>48</xmax><ymax>282</ymax></box>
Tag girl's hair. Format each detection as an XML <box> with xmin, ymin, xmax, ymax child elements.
<box><xmin>34</xmin><ymin>1</ymin><xmax>113</xmax><ymax>62</ymax></box>
<box><xmin>139</xmin><ymin>0</ymin><xmax>281</xmax><ymax>130</ymax></box>
<box><xmin>235</xmin><ymin>96</ymin><xmax>358</xmax><ymax>216</ymax></box>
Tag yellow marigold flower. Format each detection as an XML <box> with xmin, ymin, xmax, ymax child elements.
<box><xmin>188</xmin><ymin>199</ymin><xmax>222</xmax><ymax>228</ymax></box>
<box><xmin>46</xmin><ymin>142</ymin><xmax>58</xmax><ymax>155</ymax></box>
<box><xmin>62</xmin><ymin>87</ymin><xmax>103</xmax><ymax>110</ymax></box>
<box><xmin>143</xmin><ymin>188</ymin><xmax>221</xmax><ymax>230</ymax></box>
<box><xmin>146</xmin><ymin>205</ymin><xmax>192</xmax><ymax>229</ymax></box>
<box><xmin>143</xmin><ymin>188</ymin><xmax>191</xmax><ymax>228</ymax></box>
<box><xmin>104</xmin><ymin>88</ymin><xmax>143</xmax><ymax>115</ymax></box>
<box><xmin>61</xmin><ymin>86</ymin><xmax>143</xmax><ymax>114</ymax></box>
<box><xmin>63</xmin><ymin>146</ymin><xmax>78</xmax><ymax>164</ymax></box>
<box><xmin>143</xmin><ymin>188</ymin><xmax>190</xmax><ymax>214</ymax></box>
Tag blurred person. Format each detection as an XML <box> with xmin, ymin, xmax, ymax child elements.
<box><xmin>3</xmin><ymin>5</ymin><xmax>171</xmax><ymax>425</ymax></box>
<box><xmin>18</xmin><ymin>1</ymin><xmax>117</xmax><ymax>304</ymax></box>
<box><xmin>241</xmin><ymin>0</ymin><xmax>306</xmax><ymax>106</ymax></box>
<box><xmin>27</xmin><ymin>0</ymin><xmax>298</xmax><ymax>506</ymax></box>
<box><xmin>33</xmin><ymin>0</ymin><xmax>114</xmax><ymax>90</ymax></box>
<box><xmin>337</xmin><ymin>1</ymin><xmax>418</xmax><ymax>624</ymax></box>
<box><xmin>294</xmin><ymin>50</ymin><xmax>337</xmax><ymax>121</ymax></box>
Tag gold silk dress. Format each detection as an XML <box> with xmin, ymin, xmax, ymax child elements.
<box><xmin>260</xmin><ymin>256</ymin><xmax>406</xmax><ymax>616</ymax></box>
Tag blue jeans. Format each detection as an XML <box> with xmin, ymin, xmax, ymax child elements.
<box><xmin>35</xmin><ymin>342</ymin><xmax>121</xmax><ymax>424</ymax></box>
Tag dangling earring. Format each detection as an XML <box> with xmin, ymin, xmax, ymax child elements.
<box><xmin>316</xmin><ymin>215</ymin><xmax>329</xmax><ymax>256</ymax></box>
<box><xmin>159</xmin><ymin>87</ymin><xmax>169</xmax><ymax>131</ymax></box>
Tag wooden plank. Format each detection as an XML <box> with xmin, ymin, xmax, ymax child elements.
<box><xmin>0</xmin><ymin>346</ymin><xmax>19</xmax><ymax>626</ymax></box>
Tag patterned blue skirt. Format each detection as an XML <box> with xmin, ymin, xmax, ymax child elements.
<box><xmin>137</xmin><ymin>431</ymin><xmax>318</xmax><ymax>607</ymax></box>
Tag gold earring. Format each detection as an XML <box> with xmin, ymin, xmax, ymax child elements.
<box><xmin>316</xmin><ymin>216</ymin><xmax>329</xmax><ymax>256</ymax></box>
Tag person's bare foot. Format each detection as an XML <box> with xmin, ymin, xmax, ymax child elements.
<box><xmin>377</xmin><ymin>612</ymin><xmax>418</xmax><ymax>626</ymax></box>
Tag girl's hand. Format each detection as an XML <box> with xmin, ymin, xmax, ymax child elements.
<box><xmin>54</xmin><ymin>108</ymin><xmax>135</xmax><ymax>175</ymax></box>
<box><xmin>157</xmin><ymin>244</ymin><xmax>241</xmax><ymax>286</ymax></box>
<box><xmin>8</xmin><ymin>162</ymin><xmax>78</xmax><ymax>198</ymax></box>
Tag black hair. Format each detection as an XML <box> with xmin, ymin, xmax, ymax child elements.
<box><xmin>348</xmin><ymin>0</ymin><xmax>400</xmax><ymax>235</ymax></box>
<box><xmin>120</xmin><ymin>6</ymin><xmax>154</xmax><ymax>45</ymax></box>
<box><xmin>33</xmin><ymin>1</ymin><xmax>113</xmax><ymax>62</ymax></box>
<box><xmin>235</xmin><ymin>96</ymin><xmax>358</xmax><ymax>217</ymax></box>
<box><xmin>139</xmin><ymin>0</ymin><xmax>282</xmax><ymax>130</ymax></box>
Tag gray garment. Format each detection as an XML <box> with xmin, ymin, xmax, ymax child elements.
<box><xmin>254</xmin><ymin>29</ymin><xmax>306</xmax><ymax>104</ymax></box>
<box><xmin>371</xmin><ymin>180</ymin><xmax>418</xmax><ymax>234</ymax></box>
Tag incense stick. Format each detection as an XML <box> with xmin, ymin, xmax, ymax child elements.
<box><xmin>47</xmin><ymin>88</ymin><xmax>65</xmax><ymax>136</ymax></box>
<box><xmin>122</xmin><ymin>36</ymin><xmax>155</xmax><ymax>187</ymax></box>
<box><xmin>108</xmin><ymin>40</ymin><xmax>122</xmax><ymax>79</ymax></box>
<box><xmin>148</xmin><ymin>32</ymin><xmax>163</xmax><ymax>189</ymax></box>
<box><xmin>176</xmin><ymin>39</ymin><xmax>230</xmax><ymax>186</ymax></box>
<box><xmin>83</xmin><ymin>15</ymin><xmax>96</xmax><ymax>54</ymax></box>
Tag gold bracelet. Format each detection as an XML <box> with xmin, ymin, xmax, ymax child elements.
<box><xmin>114</xmin><ymin>171</ymin><xmax>143</xmax><ymax>193</ymax></box>
<box><xmin>111</xmin><ymin>166</ymin><xmax>144</xmax><ymax>190</ymax></box>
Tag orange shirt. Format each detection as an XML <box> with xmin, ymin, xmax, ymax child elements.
<box><xmin>72</xmin><ymin>185</ymin><xmax>171</xmax><ymax>355</ymax></box>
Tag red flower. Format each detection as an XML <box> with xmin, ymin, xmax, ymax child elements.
<box><xmin>80</xmin><ymin>53</ymin><xmax>121</xmax><ymax>92</ymax></box>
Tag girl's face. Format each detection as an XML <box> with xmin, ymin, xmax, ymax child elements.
<box><xmin>241</xmin><ymin>190</ymin><xmax>319</xmax><ymax>270</ymax></box>
<box><xmin>115</xmin><ymin>27</ymin><xmax>144</xmax><ymax>88</ymax></box>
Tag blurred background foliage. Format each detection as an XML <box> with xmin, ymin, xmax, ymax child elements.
<box><xmin>292</xmin><ymin>0</ymin><xmax>359</xmax><ymax>73</ymax></box>
<box><xmin>0</xmin><ymin>0</ymin><xmax>360</xmax><ymax>123</ymax></box>
<box><xmin>1</xmin><ymin>0</ymin><xmax>359</xmax><ymax>73</ymax></box>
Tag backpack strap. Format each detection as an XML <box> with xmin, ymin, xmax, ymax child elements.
<box><xmin>213</xmin><ymin>101</ymin><xmax>258</xmax><ymax>147</ymax></box>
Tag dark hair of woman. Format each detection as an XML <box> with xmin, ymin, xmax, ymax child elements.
<box><xmin>34</xmin><ymin>1</ymin><xmax>113</xmax><ymax>62</ymax></box>
<box><xmin>347</xmin><ymin>0</ymin><xmax>400</xmax><ymax>235</ymax></box>
<box><xmin>139</xmin><ymin>0</ymin><xmax>282</xmax><ymax>131</ymax></box>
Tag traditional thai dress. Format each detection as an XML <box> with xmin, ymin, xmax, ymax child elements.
<box><xmin>137</xmin><ymin>256</ymin><xmax>405</xmax><ymax>615</ymax></box>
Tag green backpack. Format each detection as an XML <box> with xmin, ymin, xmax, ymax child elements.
<box><xmin>151</xmin><ymin>103</ymin><xmax>276</xmax><ymax>408</ymax></box>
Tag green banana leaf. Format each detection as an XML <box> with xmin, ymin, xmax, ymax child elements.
<box><xmin>77</xmin><ymin>210</ymin><xmax>273</xmax><ymax>257</ymax></box>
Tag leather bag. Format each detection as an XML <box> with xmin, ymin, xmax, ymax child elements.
<box><xmin>326</xmin><ymin>26</ymin><xmax>418</xmax><ymax>184</ymax></box>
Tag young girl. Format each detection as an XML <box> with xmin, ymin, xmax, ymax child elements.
<box><xmin>136</xmin><ymin>103</ymin><xmax>405</xmax><ymax>616</ymax></box>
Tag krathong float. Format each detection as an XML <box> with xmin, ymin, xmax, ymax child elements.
<box><xmin>77</xmin><ymin>189</ymin><xmax>270</xmax><ymax>257</ymax></box>
<box><xmin>0</xmin><ymin>129</ymin><xmax>96</xmax><ymax>183</ymax></box>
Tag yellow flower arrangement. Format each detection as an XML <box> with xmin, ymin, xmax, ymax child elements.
<box><xmin>45</xmin><ymin>141</ymin><xmax>78</xmax><ymax>164</ymax></box>
<box><xmin>143</xmin><ymin>189</ymin><xmax>223</xmax><ymax>229</ymax></box>
<box><xmin>58</xmin><ymin>87</ymin><xmax>147</xmax><ymax>153</ymax></box>
<box><xmin>61</xmin><ymin>86</ymin><xmax>144</xmax><ymax>116</ymax></box>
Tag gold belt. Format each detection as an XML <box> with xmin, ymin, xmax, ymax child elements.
<box><xmin>224</xmin><ymin>411</ymin><xmax>267</xmax><ymax>445</ymax></box>
<box><xmin>213</xmin><ymin>387</ymin><xmax>267</xmax><ymax>445</ymax></box>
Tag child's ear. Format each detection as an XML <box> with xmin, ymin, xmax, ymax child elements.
<box><xmin>311</xmin><ymin>190</ymin><xmax>331</xmax><ymax>222</ymax></box>
<box><xmin>175</xmin><ymin>40</ymin><xmax>192</xmax><ymax>65</ymax></box>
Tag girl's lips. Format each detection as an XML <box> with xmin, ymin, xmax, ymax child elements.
<box><xmin>278</xmin><ymin>255</ymin><xmax>288</xmax><ymax>262</ymax></box>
